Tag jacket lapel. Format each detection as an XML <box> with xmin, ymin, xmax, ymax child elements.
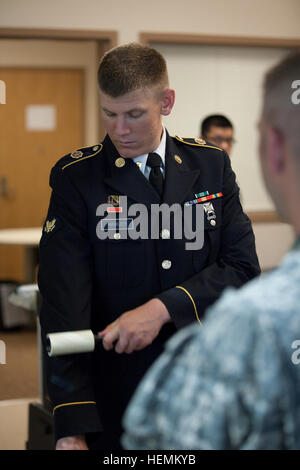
<box><xmin>163</xmin><ymin>132</ymin><xmax>200</xmax><ymax>206</ymax></box>
<box><xmin>103</xmin><ymin>136</ymin><xmax>160</xmax><ymax>207</ymax></box>
<box><xmin>103</xmin><ymin>132</ymin><xmax>200</xmax><ymax>207</ymax></box>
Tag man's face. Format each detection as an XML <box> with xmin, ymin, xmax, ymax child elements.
<box><xmin>205</xmin><ymin>125</ymin><xmax>234</xmax><ymax>155</ymax></box>
<box><xmin>99</xmin><ymin>87</ymin><xmax>167</xmax><ymax>158</ymax></box>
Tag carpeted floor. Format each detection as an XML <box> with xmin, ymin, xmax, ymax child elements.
<box><xmin>0</xmin><ymin>328</ymin><xmax>39</xmax><ymax>400</ymax></box>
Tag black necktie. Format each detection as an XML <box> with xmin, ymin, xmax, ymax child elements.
<box><xmin>147</xmin><ymin>153</ymin><xmax>164</xmax><ymax>198</ymax></box>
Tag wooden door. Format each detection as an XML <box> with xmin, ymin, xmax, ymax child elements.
<box><xmin>0</xmin><ymin>68</ymin><xmax>84</xmax><ymax>281</ymax></box>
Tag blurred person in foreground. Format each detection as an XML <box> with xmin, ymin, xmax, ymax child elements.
<box><xmin>123</xmin><ymin>51</ymin><xmax>300</xmax><ymax>450</ymax></box>
<box><xmin>200</xmin><ymin>114</ymin><xmax>235</xmax><ymax>156</ymax></box>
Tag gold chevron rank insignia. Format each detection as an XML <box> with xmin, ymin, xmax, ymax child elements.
<box><xmin>44</xmin><ymin>218</ymin><xmax>56</xmax><ymax>233</ymax></box>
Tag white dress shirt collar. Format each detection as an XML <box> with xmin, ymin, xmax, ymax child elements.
<box><xmin>133</xmin><ymin>126</ymin><xmax>166</xmax><ymax>176</ymax></box>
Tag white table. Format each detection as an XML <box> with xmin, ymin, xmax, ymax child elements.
<box><xmin>0</xmin><ymin>228</ymin><xmax>42</xmax><ymax>282</ymax></box>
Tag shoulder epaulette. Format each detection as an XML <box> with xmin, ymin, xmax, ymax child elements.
<box><xmin>57</xmin><ymin>144</ymin><xmax>103</xmax><ymax>171</ymax></box>
<box><xmin>174</xmin><ymin>135</ymin><xmax>222</xmax><ymax>151</ymax></box>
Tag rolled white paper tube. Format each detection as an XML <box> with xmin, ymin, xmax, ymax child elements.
<box><xmin>46</xmin><ymin>329</ymin><xmax>96</xmax><ymax>356</ymax></box>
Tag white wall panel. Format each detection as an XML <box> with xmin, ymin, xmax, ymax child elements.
<box><xmin>157</xmin><ymin>43</ymin><xmax>290</xmax><ymax>211</ymax></box>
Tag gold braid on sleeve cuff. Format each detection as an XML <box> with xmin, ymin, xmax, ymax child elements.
<box><xmin>53</xmin><ymin>401</ymin><xmax>96</xmax><ymax>414</ymax></box>
<box><xmin>175</xmin><ymin>286</ymin><xmax>201</xmax><ymax>325</ymax></box>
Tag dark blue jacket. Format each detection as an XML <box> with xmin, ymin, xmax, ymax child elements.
<box><xmin>38</xmin><ymin>131</ymin><xmax>260</xmax><ymax>448</ymax></box>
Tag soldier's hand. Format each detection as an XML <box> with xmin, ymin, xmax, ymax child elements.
<box><xmin>56</xmin><ymin>435</ymin><xmax>88</xmax><ymax>450</ymax></box>
<box><xmin>98</xmin><ymin>298</ymin><xmax>171</xmax><ymax>354</ymax></box>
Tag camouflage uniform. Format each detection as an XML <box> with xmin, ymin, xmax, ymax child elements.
<box><xmin>122</xmin><ymin>237</ymin><xmax>300</xmax><ymax>450</ymax></box>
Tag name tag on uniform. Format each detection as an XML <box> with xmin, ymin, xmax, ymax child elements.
<box><xmin>100</xmin><ymin>218</ymin><xmax>134</xmax><ymax>232</ymax></box>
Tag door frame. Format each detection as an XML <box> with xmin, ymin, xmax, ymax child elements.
<box><xmin>140</xmin><ymin>32</ymin><xmax>300</xmax><ymax>48</ymax></box>
<box><xmin>0</xmin><ymin>27</ymin><xmax>118</xmax><ymax>141</ymax></box>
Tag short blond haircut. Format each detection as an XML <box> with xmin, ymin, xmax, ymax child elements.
<box><xmin>263</xmin><ymin>51</ymin><xmax>300</xmax><ymax>159</ymax></box>
<box><xmin>97</xmin><ymin>43</ymin><xmax>169</xmax><ymax>98</ymax></box>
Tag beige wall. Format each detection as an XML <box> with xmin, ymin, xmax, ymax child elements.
<box><xmin>1</xmin><ymin>0</ymin><xmax>300</xmax><ymax>43</ymax></box>
<box><xmin>1</xmin><ymin>0</ymin><xmax>299</xmax><ymax>146</ymax></box>
<box><xmin>157</xmin><ymin>43</ymin><xmax>290</xmax><ymax>212</ymax></box>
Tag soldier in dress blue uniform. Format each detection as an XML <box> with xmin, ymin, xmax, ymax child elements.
<box><xmin>38</xmin><ymin>43</ymin><xmax>260</xmax><ymax>450</ymax></box>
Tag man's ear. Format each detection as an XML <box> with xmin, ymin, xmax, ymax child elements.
<box><xmin>160</xmin><ymin>89</ymin><xmax>175</xmax><ymax>116</ymax></box>
<box><xmin>266</xmin><ymin>125</ymin><xmax>286</xmax><ymax>174</ymax></box>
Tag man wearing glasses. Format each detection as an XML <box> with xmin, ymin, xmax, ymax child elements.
<box><xmin>200</xmin><ymin>114</ymin><xmax>235</xmax><ymax>156</ymax></box>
